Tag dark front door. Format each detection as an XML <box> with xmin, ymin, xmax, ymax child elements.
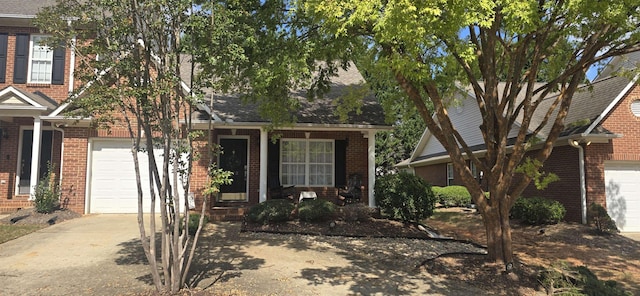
<box><xmin>219</xmin><ymin>138</ymin><xmax>248</xmax><ymax>201</ymax></box>
<box><xmin>19</xmin><ymin>130</ymin><xmax>53</xmax><ymax>194</ymax></box>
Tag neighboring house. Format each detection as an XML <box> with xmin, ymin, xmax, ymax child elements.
<box><xmin>0</xmin><ymin>2</ymin><xmax>391</xmax><ymax>220</ymax></box>
<box><xmin>398</xmin><ymin>52</ymin><xmax>640</xmax><ymax>232</ymax></box>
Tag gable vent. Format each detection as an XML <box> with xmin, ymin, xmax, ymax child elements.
<box><xmin>632</xmin><ymin>100</ymin><xmax>640</xmax><ymax>117</ymax></box>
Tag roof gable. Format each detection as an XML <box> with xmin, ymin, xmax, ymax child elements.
<box><xmin>0</xmin><ymin>86</ymin><xmax>57</xmax><ymax>116</ymax></box>
<box><xmin>402</xmin><ymin>54</ymin><xmax>640</xmax><ymax>167</ymax></box>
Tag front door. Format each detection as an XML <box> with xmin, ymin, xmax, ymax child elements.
<box><xmin>219</xmin><ymin>138</ymin><xmax>248</xmax><ymax>201</ymax></box>
<box><xmin>19</xmin><ymin>130</ymin><xmax>53</xmax><ymax>194</ymax></box>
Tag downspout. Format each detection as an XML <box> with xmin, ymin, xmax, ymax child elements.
<box><xmin>568</xmin><ymin>139</ymin><xmax>588</xmax><ymax>224</ymax></box>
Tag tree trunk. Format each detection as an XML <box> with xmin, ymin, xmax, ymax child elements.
<box><xmin>479</xmin><ymin>197</ymin><xmax>514</xmax><ymax>268</ymax></box>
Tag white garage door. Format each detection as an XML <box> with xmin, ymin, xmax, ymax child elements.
<box><xmin>604</xmin><ymin>161</ymin><xmax>640</xmax><ymax>232</ymax></box>
<box><xmin>89</xmin><ymin>140</ymin><xmax>184</xmax><ymax>214</ymax></box>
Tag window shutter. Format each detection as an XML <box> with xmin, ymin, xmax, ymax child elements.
<box><xmin>0</xmin><ymin>33</ymin><xmax>7</xmax><ymax>83</ymax></box>
<box><xmin>13</xmin><ymin>34</ymin><xmax>29</xmax><ymax>84</ymax></box>
<box><xmin>335</xmin><ymin>140</ymin><xmax>347</xmax><ymax>187</ymax></box>
<box><xmin>267</xmin><ymin>139</ymin><xmax>280</xmax><ymax>187</ymax></box>
<box><xmin>51</xmin><ymin>44</ymin><xmax>65</xmax><ymax>85</ymax></box>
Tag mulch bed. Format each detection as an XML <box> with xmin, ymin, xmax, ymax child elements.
<box><xmin>242</xmin><ymin>218</ymin><xmax>436</xmax><ymax>239</ymax></box>
<box><xmin>0</xmin><ymin>208</ymin><xmax>81</xmax><ymax>225</ymax></box>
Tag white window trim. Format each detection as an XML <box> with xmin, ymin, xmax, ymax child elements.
<box><xmin>280</xmin><ymin>138</ymin><xmax>335</xmax><ymax>187</ymax></box>
<box><xmin>27</xmin><ymin>34</ymin><xmax>53</xmax><ymax>84</ymax></box>
<box><xmin>446</xmin><ymin>163</ymin><xmax>454</xmax><ymax>186</ymax></box>
<box><xmin>470</xmin><ymin>161</ymin><xmax>477</xmax><ymax>179</ymax></box>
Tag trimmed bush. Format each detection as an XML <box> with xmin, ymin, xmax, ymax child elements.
<box><xmin>540</xmin><ymin>261</ymin><xmax>630</xmax><ymax>296</ymax></box>
<box><xmin>588</xmin><ymin>203</ymin><xmax>619</xmax><ymax>234</ymax></box>
<box><xmin>511</xmin><ymin>197</ymin><xmax>566</xmax><ymax>225</ymax></box>
<box><xmin>298</xmin><ymin>199</ymin><xmax>337</xmax><ymax>222</ymax></box>
<box><xmin>246</xmin><ymin>199</ymin><xmax>295</xmax><ymax>224</ymax></box>
<box><xmin>432</xmin><ymin>185</ymin><xmax>472</xmax><ymax>207</ymax></box>
<box><xmin>374</xmin><ymin>172</ymin><xmax>436</xmax><ymax>222</ymax></box>
<box><xmin>183</xmin><ymin>213</ymin><xmax>209</xmax><ymax>236</ymax></box>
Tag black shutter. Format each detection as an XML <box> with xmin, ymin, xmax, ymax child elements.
<box><xmin>51</xmin><ymin>43</ymin><xmax>65</xmax><ymax>85</ymax></box>
<box><xmin>335</xmin><ymin>140</ymin><xmax>347</xmax><ymax>187</ymax></box>
<box><xmin>13</xmin><ymin>34</ymin><xmax>29</xmax><ymax>83</ymax></box>
<box><xmin>267</xmin><ymin>139</ymin><xmax>280</xmax><ymax>188</ymax></box>
<box><xmin>0</xmin><ymin>33</ymin><xmax>7</xmax><ymax>83</ymax></box>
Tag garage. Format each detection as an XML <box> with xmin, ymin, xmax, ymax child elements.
<box><xmin>88</xmin><ymin>139</ymin><xmax>184</xmax><ymax>214</ymax></box>
<box><xmin>604</xmin><ymin>161</ymin><xmax>640</xmax><ymax>232</ymax></box>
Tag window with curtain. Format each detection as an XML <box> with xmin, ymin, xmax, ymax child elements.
<box><xmin>281</xmin><ymin>139</ymin><xmax>334</xmax><ymax>186</ymax></box>
<box><xmin>447</xmin><ymin>163</ymin><xmax>454</xmax><ymax>186</ymax></box>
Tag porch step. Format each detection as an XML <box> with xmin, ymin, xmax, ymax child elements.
<box><xmin>210</xmin><ymin>207</ymin><xmax>248</xmax><ymax>222</ymax></box>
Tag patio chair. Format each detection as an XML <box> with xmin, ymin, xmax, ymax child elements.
<box><xmin>268</xmin><ymin>177</ymin><xmax>295</xmax><ymax>200</ymax></box>
<box><xmin>337</xmin><ymin>173</ymin><xmax>363</xmax><ymax>205</ymax></box>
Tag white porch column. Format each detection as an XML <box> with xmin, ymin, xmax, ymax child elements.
<box><xmin>259</xmin><ymin>129</ymin><xmax>268</xmax><ymax>203</ymax></box>
<box><xmin>367</xmin><ymin>130</ymin><xmax>376</xmax><ymax>208</ymax></box>
<box><xmin>28</xmin><ymin>117</ymin><xmax>42</xmax><ymax>200</ymax></box>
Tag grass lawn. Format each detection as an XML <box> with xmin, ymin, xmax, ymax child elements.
<box><xmin>0</xmin><ymin>224</ymin><xmax>45</xmax><ymax>244</ymax></box>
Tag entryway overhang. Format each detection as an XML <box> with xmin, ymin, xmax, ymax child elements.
<box><xmin>0</xmin><ymin>86</ymin><xmax>60</xmax><ymax>199</ymax></box>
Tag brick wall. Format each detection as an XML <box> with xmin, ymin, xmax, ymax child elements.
<box><xmin>414</xmin><ymin>163</ymin><xmax>448</xmax><ymax>186</ymax></box>
<box><xmin>585</xmin><ymin>83</ymin><xmax>640</xmax><ymax>211</ymax></box>
<box><xmin>198</xmin><ymin>129</ymin><xmax>371</xmax><ymax>212</ymax></box>
<box><xmin>520</xmin><ymin>145</ymin><xmax>582</xmax><ymax>222</ymax></box>
<box><xmin>0</xmin><ymin>26</ymin><xmax>73</xmax><ymax>103</ymax></box>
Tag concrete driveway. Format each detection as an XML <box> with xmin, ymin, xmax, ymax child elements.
<box><xmin>0</xmin><ymin>214</ymin><xmax>152</xmax><ymax>295</ymax></box>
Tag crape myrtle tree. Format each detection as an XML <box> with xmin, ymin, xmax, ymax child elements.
<box><xmin>298</xmin><ymin>0</ymin><xmax>640</xmax><ymax>267</ymax></box>
<box><xmin>35</xmin><ymin>0</ymin><xmax>232</xmax><ymax>292</ymax></box>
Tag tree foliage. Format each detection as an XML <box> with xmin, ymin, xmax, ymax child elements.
<box><xmin>35</xmin><ymin>0</ymin><xmax>232</xmax><ymax>292</ymax></box>
<box><xmin>297</xmin><ymin>0</ymin><xmax>640</xmax><ymax>266</ymax></box>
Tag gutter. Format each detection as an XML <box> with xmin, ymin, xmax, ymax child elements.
<box><xmin>568</xmin><ymin>139</ymin><xmax>589</xmax><ymax>224</ymax></box>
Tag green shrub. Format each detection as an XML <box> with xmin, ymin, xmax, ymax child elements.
<box><xmin>182</xmin><ymin>213</ymin><xmax>209</xmax><ymax>236</ymax></box>
<box><xmin>588</xmin><ymin>203</ymin><xmax>619</xmax><ymax>234</ymax></box>
<box><xmin>298</xmin><ymin>199</ymin><xmax>337</xmax><ymax>222</ymax></box>
<box><xmin>374</xmin><ymin>172</ymin><xmax>436</xmax><ymax>222</ymax></box>
<box><xmin>339</xmin><ymin>203</ymin><xmax>373</xmax><ymax>222</ymax></box>
<box><xmin>540</xmin><ymin>261</ymin><xmax>631</xmax><ymax>296</ymax></box>
<box><xmin>432</xmin><ymin>185</ymin><xmax>472</xmax><ymax>207</ymax></box>
<box><xmin>511</xmin><ymin>197</ymin><xmax>566</xmax><ymax>225</ymax></box>
<box><xmin>246</xmin><ymin>199</ymin><xmax>295</xmax><ymax>224</ymax></box>
<box><xmin>33</xmin><ymin>164</ymin><xmax>61</xmax><ymax>214</ymax></box>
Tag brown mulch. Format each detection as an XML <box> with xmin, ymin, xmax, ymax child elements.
<box><xmin>243</xmin><ymin>218</ymin><xmax>436</xmax><ymax>239</ymax></box>
<box><xmin>428</xmin><ymin>209</ymin><xmax>640</xmax><ymax>295</ymax></box>
<box><xmin>0</xmin><ymin>208</ymin><xmax>81</xmax><ymax>225</ymax></box>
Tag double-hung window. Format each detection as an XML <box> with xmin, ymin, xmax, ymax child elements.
<box><xmin>13</xmin><ymin>34</ymin><xmax>65</xmax><ymax>85</ymax></box>
<box><xmin>28</xmin><ymin>35</ymin><xmax>53</xmax><ymax>84</ymax></box>
<box><xmin>281</xmin><ymin>139</ymin><xmax>334</xmax><ymax>186</ymax></box>
<box><xmin>446</xmin><ymin>163</ymin><xmax>454</xmax><ymax>186</ymax></box>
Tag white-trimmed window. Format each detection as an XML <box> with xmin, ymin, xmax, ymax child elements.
<box><xmin>446</xmin><ymin>163</ymin><xmax>454</xmax><ymax>186</ymax></box>
<box><xmin>28</xmin><ymin>35</ymin><xmax>53</xmax><ymax>84</ymax></box>
<box><xmin>470</xmin><ymin>161</ymin><xmax>477</xmax><ymax>179</ymax></box>
<box><xmin>281</xmin><ymin>139</ymin><xmax>334</xmax><ymax>186</ymax></box>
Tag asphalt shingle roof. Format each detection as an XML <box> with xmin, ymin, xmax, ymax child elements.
<box><xmin>185</xmin><ymin>61</ymin><xmax>388</xmax><ymax>126</ymax></box>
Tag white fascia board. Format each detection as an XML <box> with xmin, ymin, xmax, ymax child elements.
<box><xmin>0</xmin><ymin>86</ymin><xmax>46</xmax><ymax>108</ymax></box>
<box><xmin>189</xmin><ymin>120</ymin><xmax>392</xmax><ymax>132</ymax></box>
<box><xmin>583</xmin><ymin>74</ymin><xmax>639</xmax><ymax>136</ymax></box>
